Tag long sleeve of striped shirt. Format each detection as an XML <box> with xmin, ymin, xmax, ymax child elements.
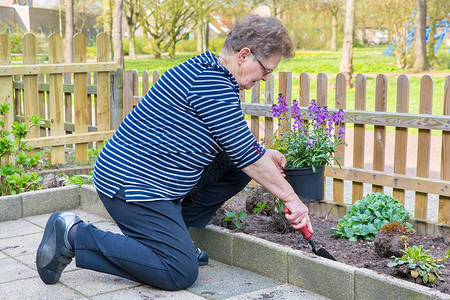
<box><xmin>93</xmin><ymin>51</ymin><xmax>266</xmax><ymax>202</ymax></box>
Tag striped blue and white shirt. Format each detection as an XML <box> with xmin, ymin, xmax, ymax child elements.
<box><xmin>94</xmin><ymin>51</ymin><xmax>266</xmax><ymax>201</ymax></box>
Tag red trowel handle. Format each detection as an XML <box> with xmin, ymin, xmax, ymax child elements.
<box><xmin>283</xmin><ymin>207</ymin><xmax>313</xmax><ymax>241</ymax></box>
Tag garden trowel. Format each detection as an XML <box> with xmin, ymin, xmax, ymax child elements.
<box><xmin>284</xmin><ymin>208</ymin><xmax>336</xmax><ymax>261</ymax></box>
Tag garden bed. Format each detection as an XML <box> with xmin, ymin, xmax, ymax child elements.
<box><xmin>209</xmin><ymin>187</ymin><xmax>450</xmax><ymax>295</ymax></box>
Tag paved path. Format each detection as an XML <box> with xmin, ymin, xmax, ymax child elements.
<box><xmin>0</xmin><ymin>209</ymin><xmax>329</xmax><ymax>300</ymax></box>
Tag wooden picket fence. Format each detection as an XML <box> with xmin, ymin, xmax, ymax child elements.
<box><xmin>123</xmin><ymin>69</ymin><xmax>450</xmax><ymax>225</ymax></box>
<box><xmin>0</xmin><ymin>33</ymin><xmax>117</xmax><ymax>164</ymax></box>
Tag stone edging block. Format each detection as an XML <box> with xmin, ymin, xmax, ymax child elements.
<box><xmin>287</xmin><ymin>248</ymin><xmax>356</xmax><ymax>300</ymax></box>
<box><xmin>355</xmin><ymin>267</ymin><xmax>450</xmax><ymax>300</ymax></box>
<box><xmin>80</xmin><ymin>185</ymin><xmax>113</xmax><ymax>221</ymax></box>
<box><xmin>21</xmin><ymin>185</ymin><xmax>80</xmax><ymax>217</ymax></box>
<box><xmin>233</xmin><ymin>232</ymin><xmax>288</xmax><ymax>282</ymax></box>
<box><xmin>188</xmin><ymin>226</ymin><xmax>233</xmax><ymax>266</ymax></box>
<box><xmin>0</xmin><ymin>194</ymin><xmax>22</xmax><ymax>222</ymax></box>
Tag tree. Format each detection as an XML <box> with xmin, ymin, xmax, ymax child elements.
<box><xmin>65</xmin><ymin>0</ymin><xmax>74</xmax><ymax>64</ymax></box>
<box><xmin>123</xmin><ymin>0</ymin><xmax>141</xmax><ymax>59</ymax></box>
<box><xmin>370</xmin><ymin>0</ymin><xmax>415</xmax><ymax>69</ymax></box>
<box><xmin>413</xmin><ymin>0</ymin><xmax>430</xmax><ymax>71</ymax></box>
<box><xmin>140</xmin><ymin>0</ymin><xmax>196</xmax><ymax>59</ymax></box>
<box><xmin>339</xmin><ymin>0</ymin><xmax>356</xmax><ymax>88</ymax></box>
<box><xmin>112</xmin><ymin>0</ymin><xmax>123</xmax><ymax>68</ymax></box>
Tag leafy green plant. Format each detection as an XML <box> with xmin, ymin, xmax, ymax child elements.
<box><xmin>224</xmin><ymin>210</ymin><xmax>248</xmax><ymax>228</ymax></box>
<box><xmin>388</xmin><ymin>236</ymin><xmax>450</xmax><ymax>284</ymax></box>
<box><xmin>253</xmin><ymin>201</ymin><xmax>270</xmax><ymax>214</ymax></box>
<box><xmin>0</xmin><ymin>103</ymin><xmax>44</xmax><ymax>195</ymax></box>
<box><xmin>331</xmin><ymin>193</ymin><xmax>413</xmax><ymax>241</ymax></box>
<box><xmin>59</xmin><ymin>173</ymin><xmax>94</xmax><ymax>189</ymax></box>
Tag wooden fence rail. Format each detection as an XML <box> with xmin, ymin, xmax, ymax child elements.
<box><xmin>0</xmin><ymin>33</ymin><xmax>117</xmax><ymax>164</ymax></box>
<box><xmin>123</xmin><ymin>69</ymin><xmax>450</xmax><ymax>226</ymax></box>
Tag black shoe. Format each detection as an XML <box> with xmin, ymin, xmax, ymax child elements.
<box><xmin>36</xmin><ymin>211</ymin><xmax>82</xmax><ymax>284</ymax></box>
<box><xmin>196</xmin><ymin>247</ymin><xmax>209</xmax><ymax>266</ymax></box>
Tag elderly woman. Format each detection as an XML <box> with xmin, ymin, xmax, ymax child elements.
<box><xmin>36</xmin><ymin>15</ymin><xmax>312</xmax><ymax>290</ymax></box>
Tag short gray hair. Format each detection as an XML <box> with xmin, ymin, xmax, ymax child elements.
<box><xmin>221</xmin><ymin>15</ymin><xmax>295</xmax><ymax>60</ymax></box>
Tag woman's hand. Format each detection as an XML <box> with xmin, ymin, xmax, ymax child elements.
<box><xmin>266</xmin><ymin>149</ymin><xmax>286</xmax><ymax>177</ymax></box>
<box><xmin>283</xmin><ymin>200</ymin><xmax>313</xmax><ymax>233</ymax></box>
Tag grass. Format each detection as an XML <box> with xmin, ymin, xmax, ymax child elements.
<box><xmin>124</xmin><ymin>45</ymin><xmax>450</xmax><ymax>135</ymax></box>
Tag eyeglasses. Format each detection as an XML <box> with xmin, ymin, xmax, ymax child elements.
<box><xmin>254</xmin><ymin>55</ymin><xmax>273</xmax><ymax>76</ymax></box>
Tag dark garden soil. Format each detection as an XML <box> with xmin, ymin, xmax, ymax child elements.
<box><xmin>209</xmin><ymin>187</ymin><xmax>450</xmax><ymax>295</ymax></box>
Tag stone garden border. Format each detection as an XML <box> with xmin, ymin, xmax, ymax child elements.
<box><xmin>1</xmin><ymin>185</ymin><xmax>449</xmax><ymax>299</ymax></box>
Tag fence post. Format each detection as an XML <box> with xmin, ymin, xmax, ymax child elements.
<box><xmin>96</xmin><ymin>32</ymin><xmax>112</xmax><ymax>141</ymax></box>
<box><xmin>0</xmin><ymin>34</ymin><xmax>14</xmax><ymax>132</ymax></box>
<box><xmin>48</xmin><ymin>33</ymin><xmax>65</xmax><ymax>164</ymax></box>
<box><xmin>352</xmin><ymin>74</ymin><xmax>366</xmax><ymax>203</ymax></box>
<box><xmin>372</xmin><ymin>74</ymin><xmax>387</xmax><ymax>193</ymax></box>
<box><xmin>278</xmin><ymin>72</ymin><xmax>292</xmax><ymax>134</ymax></box>
<box><xmin>110</xmin><ymin>67</ymin><xmax>123</xmax><ymax>130</ymax></box>
<box><xmin>415</xmin><ymin>75</ymin><xmax>433</xmax><ymax>220</ymax></box>
<box><xmin>333</xmin><ymin>73</ymin><xmax>346</xmax><ymax>203</ymax></box>
<box><xmin>299</xmin><ymin>73</ymin><xmax>310</xmax><ymax>107</ymax></box>
<box><xmin>74</xmin><ymin>33</ymin><xmax>89</xmax><ymax>162</ymax></box>
<box><xmin>22</xmin><ymin>33</ymin><xmax>40</xmax><ymax>139</ymax></box>
<box><xmin>264</xmin><ymin>73</ymin><xmax>274</xmax><ymax>143</ymax></box>
<box><xmin>393</xmin><ymin>75</ymin><xmax>409</xmax><ymax>204</ymax></box>
<box><xmin>251</xmin><ymin>81</ymin><xmax>260</xmax><ymax>140</ymax></box>
<box><xmin>142</xmin><ymin>70</ymin><xmax>149</xmax><ymax>96</ymax></box>
<box><xmin>439</xmin><ymin>76</ymin><xmax>450</xmax><ymax>224</ymax></box>
<box><xmin>316</xmin><ymin>73</ymin><xmax>327</xmax><ymax>107</ymax></box>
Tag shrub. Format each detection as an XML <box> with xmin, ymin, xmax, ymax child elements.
<box><xmin>0</xmin><ymin>103</ymin><xmax>44</xmax><ymax>195</ymax></box>
<box><xmin>331</xmin><ymin>193</ymin><xmax>413</xmax><ymax>241</ymax></box>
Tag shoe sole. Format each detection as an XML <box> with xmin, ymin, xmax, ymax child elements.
<box><xmin>36</xmin><ymin>211</ymin><xmax>63</xmax><ymax>284</ymax></box>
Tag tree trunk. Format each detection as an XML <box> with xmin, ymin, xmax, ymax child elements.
<box><xmin>339</xmin><ymin>0</ymin><xmax>356</xmax><ymax>88</ymax></box>
<box><xmin>413</xmin><ymin>0</ymin><xmax>430</xmax><ymax>71</ymax></box>
<box><xmin>64</xmin><ymin>0</ymin><xmax>73</xmax><ymax>63</ymax></box>
<box><xmin>127</xmin><ymin>26</ymin><xmax>136</xmax><ymax>59</ymax></box>
<box><xmin>196</xmin><ymin>26</ymin><xmax>202</xmax><ymax>52</ymax></box>
<box><xmin>331</xmin><ymin>14</ymin><xmax>337</xmax><ymax>51</ymax></box>
<box><xmin>112</xmin><ymin>0</ymin><xmax>123</xmax><ymax>68</ymax></box>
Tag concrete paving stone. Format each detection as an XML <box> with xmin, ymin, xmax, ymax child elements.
<box><xmin>13</xmin><ymin>252</ymin><xmax>79</xmax><ymax>272</ymax></box>
<box><xmin>70</xmin><ymin>208</ymin><xmax>111</xmax><ymax>224</ymax></box>
<box><xmin>223</xmin><ymin>283</ymin><xmax>331</xmax><ymax>300</ymax></box>
<box><xmin>80</xmin><ymin>185</ymin><xmax>113</xmax><ymax>221</ymax></box>
<box><xmin>187</xmin><ymin>259</ymin><xmax>280</xmax><ymax>299</ymax></box>
<box><xmin>0</xmin><ymin>257</ymin><xmax>36</xmax><ymax>283</ymax></box>
<box><xmin>0</xmin><ymin>252</ymin><xmax>7</xmax><ymax>259</ymax></box>
<box><xmin>59</xmin><ymin>268</ymin><xmax>140</xmax><ymax>297</ymax></box>
<box><xmin>0</xmin><ymin>232</ymin><xmax>42</xmax><ymax>257</ymax></box>
<box><xmin>91</xmin><ymin>286</ymin><xmax>207</xmax><ymax>300</ymax></box>
<box><xmin>0</xmin><ymin>277</ymin><xmax>84</xmax><ymax>300</ymax></box>
<box><xmin>0</xmin><ymin>219</ymin><xmax>43</xmax><ymax>239</ymax></box>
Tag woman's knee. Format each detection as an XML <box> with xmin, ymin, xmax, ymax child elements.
<box><xmin>141</xmin><ymin>261</ymin><xmax>198</xmax><ymax>291</ymax></box>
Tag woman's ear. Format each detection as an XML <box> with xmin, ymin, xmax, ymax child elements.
<box><xmin>237</xmin><ymin>48</ymin><xmax>251</xmax><ymax>65</ymax></box>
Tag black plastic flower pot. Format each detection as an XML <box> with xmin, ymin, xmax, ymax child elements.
<box><xmin>283</xmin><ymin>165</ymin><xmax>325</xmax><ymax>203</ymax></box>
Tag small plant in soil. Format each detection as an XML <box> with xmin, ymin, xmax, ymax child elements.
<box><xmin>0</xmin><ymin>103</ymin><xmax>44</xmax><ymax>196</ymax></box>
<box><xmin>253</xmin><ymin>201</ymin><xmax>270</xmax><ymax>214</ymax></box>
<box><xmin>332</xmin><ymin>193</ymin><xmax>413</xmax><ymax>241</ymax></box>
<box><xmin>224</xmin><ymin>210</ymin><xmax>248</xmax><ymax>228</ymax></box>
<box><xmin>374</xmin><ymin>221</ymin><xmax>415</xmax><ymax>258</ymax></box>
<box><xmin>59</xmin><ymin>173</ymin><xmax>94</xmax><ymax>188</ymax></box>
<box><xmin>388</xmin><ymin>236</ymin><xmax>450</xmax><ymax>285</ymax></box>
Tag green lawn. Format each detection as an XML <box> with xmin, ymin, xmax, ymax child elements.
<box><xmin>124</xmin><ymin>46</ymin><xmax>450</xmax><ymax>122</ymax></box>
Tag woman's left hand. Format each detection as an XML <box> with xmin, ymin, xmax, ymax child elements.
<box><xmin>266</xmin><ymin>149</ymin><xmax>286</xmax><ymax>177</ymax></box>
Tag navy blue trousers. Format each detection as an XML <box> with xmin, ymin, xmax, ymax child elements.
<box><xmin>74</xmin><ymin>152</ymin><xmax>251</xmax><ymax>290</ymax></box>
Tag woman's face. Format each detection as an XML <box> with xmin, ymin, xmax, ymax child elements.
<box><xmin>233</xmin><ymin>49</ymin><xmax>281</xmax><ymax>90</ymax></box>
